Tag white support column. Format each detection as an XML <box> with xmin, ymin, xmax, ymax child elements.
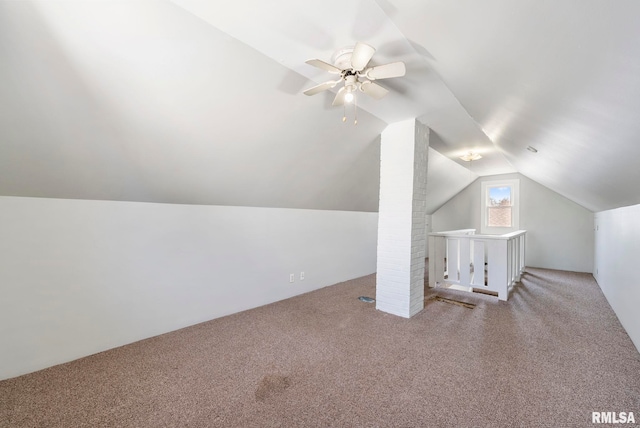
<box><xmin>376</xmin><ymin>119</ymin><xmax>429</xmax><ymax>318</ymax></box>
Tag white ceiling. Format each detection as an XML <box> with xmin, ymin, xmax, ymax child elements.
<box><xmin>1</xmin><ymin>0</ymin><xmax>639</xmax><ymax>213</ymax></box>
<box><xmin>388</xmin><ymin>0</ymin><xmax>640</xmax><ymax>211</ymax></box>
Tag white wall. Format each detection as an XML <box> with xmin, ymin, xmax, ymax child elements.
<box><xmin>432</xmin><ymin>173</ymin><xmax>594</xmax><ymax>273</ymax></box>
<box><xmin>0</xmin><ymin>196</ymin><xmax>378</xmax><ymax>380</ymax></box>
<box><xmin>594</xmin><ymin>204</ymin><xmax>640</xmax><ymax>352</ymax></box>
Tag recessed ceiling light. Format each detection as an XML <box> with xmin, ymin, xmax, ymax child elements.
<box><xmin>527</xmin><ymin>146</ymin><xmax>538</xmax><ymax>153</ymax></box>
<box><xmin>459</xmin><ymin>152</ymin><xmax>482</xmax><ymax>162</ymax></box>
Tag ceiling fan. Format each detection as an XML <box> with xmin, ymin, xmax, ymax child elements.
<box><xmin>303</xmin><ymin>42</ymin><xmax>406</xmax><ymax>116</ymax></box>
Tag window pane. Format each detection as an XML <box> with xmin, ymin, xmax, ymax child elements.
<box><xmin>481</xmin><ymin>180</ymin><xmax>519</xmax><ymax>234</ymax></box>
<box><xmin>488</xmin><ymin>206</ymin><xmax>512</xmax><ymax>227</ymax></box>
<box><xmin>489</xmin><ymin>186</ymin><xmax>511</xmax><ymax>207</ymax></box>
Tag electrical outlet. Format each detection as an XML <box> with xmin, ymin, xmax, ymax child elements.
<box><xmin>289</xmin><ymin>273</ymin><xmax>294</xmax><ymax>283</ymax></box>
<box><xmin>300</xmin><ymin>271</ymin><xmax>305</xmax><ymax>280</ymax></box>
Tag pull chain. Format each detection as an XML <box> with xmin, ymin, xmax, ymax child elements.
<box><xmin>354</xmin><ymin>93</ymin><xmax>358</xmax><ymax>125</ymax></box>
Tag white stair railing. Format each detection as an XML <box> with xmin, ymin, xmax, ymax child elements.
<box><xmin>428</xmin><ymin>229</ymin><xmax>526</xmax><ymax>301</ymax></box>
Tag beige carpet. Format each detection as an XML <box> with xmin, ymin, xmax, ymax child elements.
<box><xmin>1</xmin><ymin>267</ymin><xmax>639</xmax><ymax>427</ymax></box>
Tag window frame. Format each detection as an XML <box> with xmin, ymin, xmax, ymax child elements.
<box><xmin>480</xmin><ymin>179</ymin><xmax>520</xmax><ymax>235</ymax></box>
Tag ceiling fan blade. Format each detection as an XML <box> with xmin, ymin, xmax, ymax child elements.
<box><xmin>332</xmin><ymin>87</ymin><xmax>347</xmax><ymax>106</ymax></box>
<box><xmin>305</xmin><ymin>59</ymin><xmax>342</xmax><ymax>74</ymax></box>
<box><xmin>303</xmin><ymin>80</ymin><xmax>340</xmax><ymax>96</ymax></box>
<box><xmin>360</xmin><ymin>81</ymin><xmax>388</xmax><ymax>100</ymax></box>
<box><xmin>364</xmin><ymin>62</ymin><xmax>406</xmax><ymax>80</ymax></box>
<box><xmin>350</xmin><ymin>42</ymin><xmax>376</xmax><ymax>71</ymax></box>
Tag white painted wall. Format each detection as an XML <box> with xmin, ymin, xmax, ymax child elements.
<box><xmin>432</xmin><ymin>173</ymin><xmax>594</xmax><ymax>273</ymax></box>
<box><xmin>594</xmin><ymin>204</ymin><xmax>640</xmax><ymax>352</ymax></box>
<box><xmin>0</xmin><ymin>196</ymin><xmax>378</xmax><ymax>380</ymax></box>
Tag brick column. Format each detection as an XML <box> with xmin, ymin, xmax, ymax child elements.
<box><xmin>376</xmin><ymin>119</ymin><xmax>429</xmax><ymax>318</ymax></box>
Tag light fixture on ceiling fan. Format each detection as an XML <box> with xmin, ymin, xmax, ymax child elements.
<box><xmin>303</xmin><ymin>42</ymin><xmax>406</xmax><ymax>124</ymax></box>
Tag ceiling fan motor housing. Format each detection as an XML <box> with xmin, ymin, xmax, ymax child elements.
<box><xmin>331</xmin><ymin>46</ymin><xmax>355</xmax><ymax>70</ymax></box>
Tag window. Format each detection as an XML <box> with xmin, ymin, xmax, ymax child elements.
<box><xmin>488</xmin><ymin>186</ymin><xmax>512</xmax><ymax>227</ymax></box>
<box><xmin>481</xmin><ymin>179</ymin><xmax>519</xmax><ymax>234</ymax></box>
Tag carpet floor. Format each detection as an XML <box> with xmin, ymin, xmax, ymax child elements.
<box><xmin>1</xmin><ymin>267</ymin><xmax>639</xmax><ymax>427</ymax></box>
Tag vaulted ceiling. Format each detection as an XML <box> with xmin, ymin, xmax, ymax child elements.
<box><xmin>1</xmin><ymin>0</ymin><xmax>639</xmax><ymax>213</ymax></box>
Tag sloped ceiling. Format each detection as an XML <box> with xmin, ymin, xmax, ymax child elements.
<box><xmin>388</xmin><ymin>0</ymin><xmax>640</xmax><ymax>212</ymax></box>
<box><xmin>1</xmin><ymin>0</ymin><xmax>639</xmax><ymax>213</ymax></box>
